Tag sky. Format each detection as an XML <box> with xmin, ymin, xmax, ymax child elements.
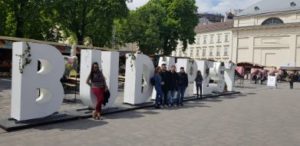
<box><xmin>126</xmin><ymin>0</ymin><xmax>262</xmax><ymax>14</ymax></box>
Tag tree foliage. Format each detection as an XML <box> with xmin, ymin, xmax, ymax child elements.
<box><xmin>0</xmin><ymin>0</ymin><xmax>52</xmax><ymax>40</ymax></box>
<box><xmin>116</xmin><ymin>0</ymin><xmax>198</xmax><ymax>55</ymax></box>
<box><xmin>0</xmin><ymin>0</ymin><xmax>128</xmax><ymax>47</ymax></box>
<box><xmin>48</xmin><ymin>0</ymin><xmax>128</xmax><ymax>46</ymax></box>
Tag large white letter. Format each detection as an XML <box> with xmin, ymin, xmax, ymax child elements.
<box><xmin>224</xmin><ymin>62</ymin><xmax>236</xmax><ymax>91</ymax></box>
<box><xmin>11</xmin><ymin>42</ymin><xmax>65</xmax><ymax>121</ymax></box>
<box><xmin>176</xmin><ymin>58</ymin><xmax>198</xmax><ymax>96</ymax></box>
<box><xmin>79</xmin><ymin>49</ymin><xmax>101</xmax><ymax>108</ymax></box>
<box><xmin>124</xmin><ymin>53</ymin><xmax>154</xmax><ymax>105</ymax></box>
<box><xmin>79</xmin><ymin>50</ymin><xmax>119</xmax><ymax>108</ymax></box>
<box><xmin>101</xmin><ymin>51</ymin><xmax>119</xmax><ymax>108</ymax></box>
<box><xmin>151</xmin><ymin>56</ymin><xmax>175</xmax><ymax>99</ymax></box>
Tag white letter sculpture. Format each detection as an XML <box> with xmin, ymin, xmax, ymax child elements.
<box><xmin>224</xmin><ymin>62</ymin><xmax>236</xmax><ymax>91</ymax></box>
<box><xmin>151</xmin><ymin>56</ymin><xmax>175</xmax><ymax>99</ymax></box>
<box><xmin>80</xmin><ymin>50</ymin><xmax>102</xmax><ymax>108</ymax></box>
<box><xmin>176</xmin><ymin>58</ymin><xmax>198</xmax><ymax>96</ymax></box>
<box><xmin>11</xmin><ymin>42</ymin><xmax>65</xmax><ymax>121</ymax></box>
<box><xmin>195</xmin><ymin>60</ymin><xmax>225</xmax><ymax>95</ymax></box>
<box><xmin>124</xmin><ymin>53</ymin><xmax>155</xmax><ymax>105</ymax></box>
<box><xmin>101</xmin><ymin>51</ymin><xmax>119</xmax><ymax>108</ymax></box>
<box><xmin>80</xmin><ymin>50</ymin><xmax>119</xmax><ymax>108</ymax></box>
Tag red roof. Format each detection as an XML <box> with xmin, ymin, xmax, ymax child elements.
<box><xmin>195</xmin><ymin>20</ymin><xmax>234</xmax><ymax>33</ymax></box>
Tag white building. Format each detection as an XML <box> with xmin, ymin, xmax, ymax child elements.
<box><xmin>172</xmin><ymin>20</ymin><xmax>233</xmax><ymax>62</ymax></box>
<box><xmin>232</xmin><ymin>0</ymin><xmax>300</xmax><ymax>67</ymax></box>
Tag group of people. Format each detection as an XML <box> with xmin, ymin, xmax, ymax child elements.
<box><xmin>247</xmin><ymin>67</ymin><xmax>299</xmax><ymax>89</ymax></box>
<box><xmin>250</xmin><ymin>68</ymin><xmax>268</xmax><ymax>84</ymax></box>
<box><xmin>152</xmin><ymin>64</ymin><xmax>204</xmax><ymax>109</ymax></box>
<box><xmin>86</xmin><ymin>62</ymin><xmax>206</xmax><ymax>119</ymax></box>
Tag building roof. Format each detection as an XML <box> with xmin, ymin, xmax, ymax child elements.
<box><xmin>238</xmin><ymin>0</ymin><xmax>300</xmax><ymax>16</ymax></box>
<box><xmin>195</xmin><ymin>20</ymin><xmax>234</xmax><ymax>33</ymax></box>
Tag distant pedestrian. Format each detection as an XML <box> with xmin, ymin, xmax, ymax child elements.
<box><xmin>177</xmin><ymin>67</ymin><xmax>188</xmax><ymax>106</ymax></box>
<box><xmin>288</xmin><ymin>72</ymin><xmax>296</xmax><ymax>89</ymax></box>
<box><xmin>195</xmin><ymin>70</ymin><xmax>203</xmax><ymax>99</ymax></box>
<box><xmin>153</xmin><ymin>67</ymin><xmax>164</xmax><ymax>109</ymax></box>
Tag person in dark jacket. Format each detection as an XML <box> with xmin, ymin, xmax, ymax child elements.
<box><xmin>288</xmin><ymin>72</ymin><xmax>296</xmax><ymax>89</ymax></box>
<box><xmin>160</xmin><ymin>64</ymin><xmax>170</xmax><ymax>106</ymax></box>
<box><xmin>177</xmin><ymin>67</ymin><xmax>188</xmax><ymax>106</ymax></box>
<box><xmin>195</xmin><ymin>70</ymin><xmax>203</xmax><ymax>99</ymax></box>
<box><xmin>153</xmin><ymin>67</ymin><xmax>164</xmax><ymax>109</ymax></box>
<box><xmin>168</xmin><ymin>65</ymin><xmax>179</xmax><ymax>107</ymax></box>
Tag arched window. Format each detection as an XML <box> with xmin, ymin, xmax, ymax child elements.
<box><xmin>262</xmin><ymin>18</ymin><xmax>284</xmax><ymax>25</ymax></box>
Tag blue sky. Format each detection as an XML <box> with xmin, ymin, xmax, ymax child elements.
<box><xmin>126</xmin><ymin>0</ymin><xmax>262</xmax><ymax>14</ymax></box>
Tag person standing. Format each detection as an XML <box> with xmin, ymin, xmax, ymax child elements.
<box><xmin>160</xmin><ymin>64</ymin><xmax>170</xmax><ymax>106</ymax></box>
<box><xmin>168</xmin><ymin>65</ymin><xmax>179</xmax><ymax>107</ymax></box>
<box><xmin>195</xmin><ymin>70</ymin><xmax>203</xmax><ymax>99</ymax></box>
<box><xmin>153</xmin><ymin>67</ymin><xmax>164</xmax><ymax>109</ymax></box>
<box><xmin>177</xmin><ymin>67</ymin><xmax>188</xmax><ymax>106</ymax></box>
<box><xmin>87</xmin><ymin>62</ymin><xmax>107</xmax><ymax>120</ymax></box>
<box><xmin>288</xmin><ymin>72</ymin><xmax>296</xmax><ymax>89</ymax></box>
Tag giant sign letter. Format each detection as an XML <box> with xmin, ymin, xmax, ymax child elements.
<box><xmin>101</xmin><ymin>51</ymin><xmax>119</xmax><ymax>108</ymax></box>
<box><xmin>79</xmin><ymin>50</ymin><xmax>119</xmax><ymax>108</ymax></box>
<box><xmin>11</xmin><ymin>42</ymin><xmax>65</xmax><ymax>121</ymax></box>
<box><xmin>151</xmin><ymin>56</ymin><xmax>175</xmax><ymax>99</ymax></box>
<box><xmin>124</xmin><ymin>53</ymin><xmax>154</xmax><ymax>105</ymax></box>
<box><xmin>176</xmin><ymin>58</ymin><xmax>198</xmax><ymax>96</ymax></box>
<box><xmin>80</xmin><ymin>50</ymin><xmax>102</xmax><ymax>108</ymax></box>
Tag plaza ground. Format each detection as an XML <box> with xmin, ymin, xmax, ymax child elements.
<box><xmin>0</xmin><ymin>79</ymin><xmax>300</xmax><ymax>146</ymax></box>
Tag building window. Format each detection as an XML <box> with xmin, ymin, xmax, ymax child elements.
<box><xmin>224</xmin><ymin>34</ymin><xmax>229</xmax><ymax>42</ymax></box>
<box><xmin>203</xmin><ymin>35</ymin><xmax>207</xmax><ymax>44</ymax></box>
<box><xmin>224</xmin><ymin>47</ymin><xmax>228</xmax><ymax>56</ymax></box>
<box><xmin>209</xmin><ymin>48</ymin><xmax>213</xmax><ymax>56</ymax></box>
<box><xmin>217</xmin><ymin>34</ymin><xmax>221</xmax><ymax>43</ymax></box>
<box><xmin>190</xmin><ymin>48</ymin><xmax>194</xmax><ymax>57</ymax></box>
<box><xmin>210</xmin><ymin>34</ymin><xmax>214</xmax><ymax>44</ymax></box>
<box><xmin>196</xmin><ymin>37</ymin><xmax>200</xmax><ymax>45</ymax></box>
<box><xmin>216</xmin><ymin>47</ymin><xmax>220</xmax><ymax>56</ymax></box>
<box><xmin>202</xmin><ymin>48</ymin><xmax>206</xmax><ymax>57</ymax></box>
<box><xmin>262</xmin><ymin>18</ymin><xmax>284</xmax><ymax>25</ymax></box>
<box><xmin>196</xmin><ymin>47</ymin><xmax>200</xmax><ymax>57</ymax></box>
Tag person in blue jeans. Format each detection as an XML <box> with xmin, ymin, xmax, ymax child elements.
<box><xmin>168</xmin><ymin>65</ymin><xmax>179</xmax><ymax>107</ymax></box>
<box><xmin>177</xmin><ymin>67</ymin><xmax>188</xmax><ymax>106</ymax></box>
<box><xmin>153</xmin><ymin>67</ymin><xmax>164</xmax><ymax>108</ymax></box>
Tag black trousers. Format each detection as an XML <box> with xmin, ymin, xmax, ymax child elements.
<box><xmin>162</xmin><ymin>87</ymin><xmax>169</xmax><ymax>105</ymax></box>
<box><xmin>290</xmin><ymin>81</ymin><xmax>294</xmax><ymax>89</ymax></box>
<box><xmin>196</xmin><ymin>84</ymin><xmax>202</xmax><ymax>98</ymax></box>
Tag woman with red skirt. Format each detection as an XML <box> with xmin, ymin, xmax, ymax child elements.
<box><xmin>87</xmin><ymin>62</ymin><xmax>107</xmax><ymax>120</ymax></box>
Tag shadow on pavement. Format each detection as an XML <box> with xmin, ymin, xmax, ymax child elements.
<box><xmin>35</xmin><ymin>119</ymin><xmax>108</xmax><ymax>131</ymax></box>
<box><xmin>0</xmin><ymin>79</ymin><xmax>11</xmax><ymax>92</ymax></box>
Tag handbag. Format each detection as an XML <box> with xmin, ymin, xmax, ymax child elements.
<box><xmin>103</xmin><ymin>90</ymin><xmax>110</xmax><ymax>106</ymax></box>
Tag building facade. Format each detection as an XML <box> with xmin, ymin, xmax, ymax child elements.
<box><xmin>232</xmin><ymin>0</ymin><xmax>300</xmax><ymax>67</ymax></box>
<box><xmin>172</xmin><ymin>20</ymin><xmax>233</xmax><ymax>62</ymax></box>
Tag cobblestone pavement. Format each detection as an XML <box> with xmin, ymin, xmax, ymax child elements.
<box><xmin>0</xmin><ymin>78</ymin><xmax>300</xmax><ymax>146</ymax></box>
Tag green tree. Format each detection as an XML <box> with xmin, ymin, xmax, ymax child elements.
<box><xmin>0</xmin><ymin>0</ymin><xmax>53</xmax><ymax>39</ymax></box>
<box><xmin>116</xmin><ymin>0</ymin><xmax>198</xmax><ymax>55</ymax></box>
<box><xmin>0</xmin><ymin>0</ymin><xmax>6</xmax><ymax>35</ymax></box>
<box><xmin>49</xmin><ymin>0</ymin><xmax>128</xmax><ymax>46</ymax></box>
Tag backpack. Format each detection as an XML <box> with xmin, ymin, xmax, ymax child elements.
<box><xmin>150</xmin><ymin>76</ymin><xmax>155</xmax><ymax>86</ymax></box>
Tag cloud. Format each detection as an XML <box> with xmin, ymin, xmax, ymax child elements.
<box><xmin>127</xmin><ymin>0</ymin><xmax>262</xmax><ymax>13</ymax></box>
